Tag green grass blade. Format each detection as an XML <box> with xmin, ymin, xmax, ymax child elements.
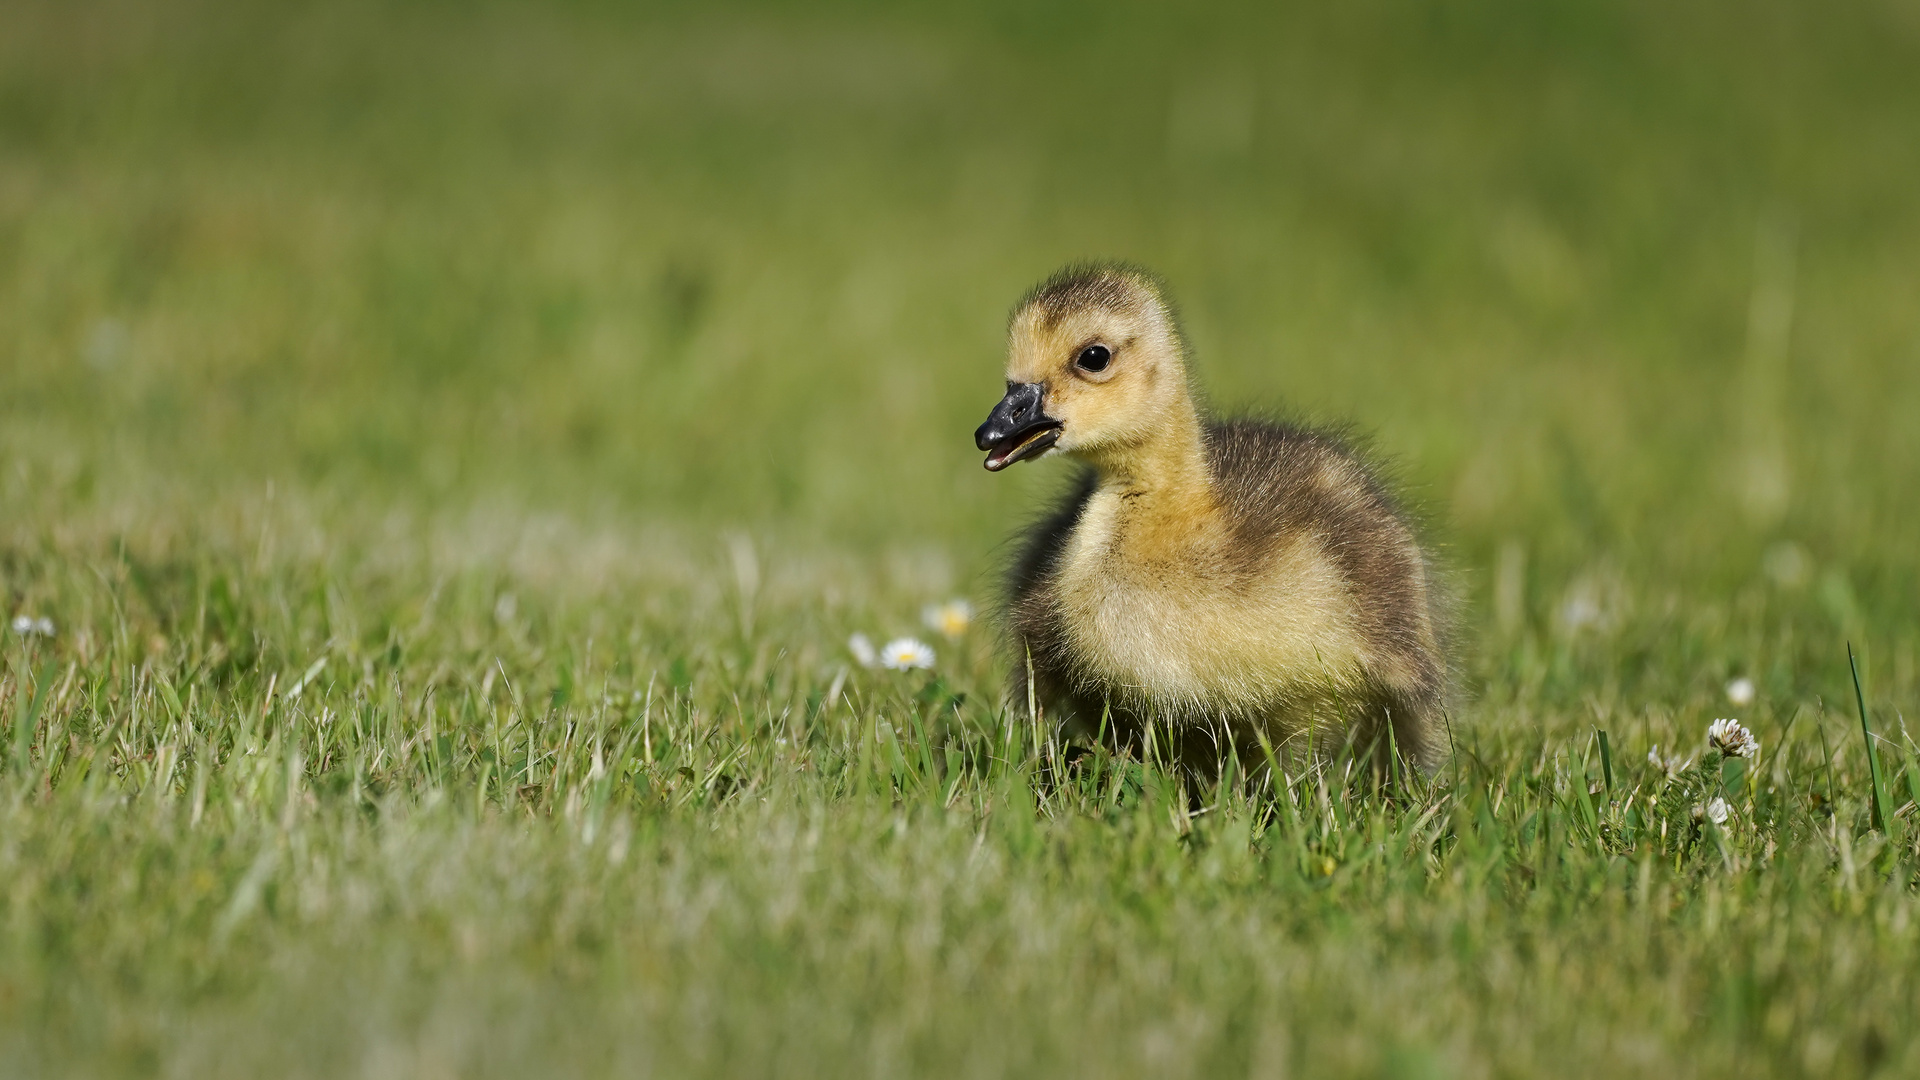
<box><xmin>1847</xmin><ymin>643</ymin><xmax>1890</xmax><ymax>833</ymax></box>
<box><xmin>1596</xmin><ymin>729</ymin><xmax>1614</xmax><ymax>795</ymax></box>
<box><xmin>10</xmin><ymin>660</ymin><xmax>56</xmax><ymax>776</ymax></box>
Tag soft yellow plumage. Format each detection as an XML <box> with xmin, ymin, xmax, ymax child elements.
<box><xmin>974</xmin><ymin>264</ymin><xmax>1451</xmax><ymax>778</ymax></box>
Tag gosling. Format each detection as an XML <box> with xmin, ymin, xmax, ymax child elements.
<box><xmin>974</xmin><ymin>264</ymin><xmax>1451</xmax><ymax>779</ymax></box>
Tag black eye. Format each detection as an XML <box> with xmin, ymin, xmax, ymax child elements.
<box><xmin>1075</xmin><ymin>344</ymin><xmax>1111</xmax><ymax>372</ymax></box>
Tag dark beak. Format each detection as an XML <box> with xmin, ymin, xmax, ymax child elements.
<box><xmin>974</xmin><ymin>381</ymin><xmax>1061</xmax><ymax>472</ymax></box>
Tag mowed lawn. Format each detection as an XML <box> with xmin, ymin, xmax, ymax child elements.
<box><xmin>2</xmin><ymin>1</ymin><xmax>1919</xmax><ymax>1076</ymax></box>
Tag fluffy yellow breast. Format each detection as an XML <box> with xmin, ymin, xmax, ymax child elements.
<box><xmin>1051</xmin><ymin>485</ymin><xmax>1371</xmax><ymax>718</ymax></box>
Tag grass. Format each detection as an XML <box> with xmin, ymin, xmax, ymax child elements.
<box><xmin>2</xmin><ymin>0</ymin><xmax>1919</xmax><ymax>1075</ymax></box>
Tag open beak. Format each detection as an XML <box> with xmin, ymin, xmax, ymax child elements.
<box><xmin>974</xmin><ymin>381</ymin><xmax>1061</xmax><ymax>472</ymax></box>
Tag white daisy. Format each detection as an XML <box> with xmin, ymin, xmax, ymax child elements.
<box><xmin>922</xmin><ymin>599</ymin><xmax>973</xmax><ymax>641</ymax></box>
<box><xmin>847</xmin><ymin>633</ymin><xmax>878</xmax><ymax>669</ymax></box>
<box><xmin>879</xmin><ymin>637</ymin><xmax>935</xmax><ymax>671</ymax></box>
<box><xmin>1707</xmin><ymin>718</ymin><xmax>1759</xmax><ymax>759</ymax></box>
<box><xmin>1725</xmin><ymin>677</ymin><xmax>1755</xmax><ymax>707</ymax></box>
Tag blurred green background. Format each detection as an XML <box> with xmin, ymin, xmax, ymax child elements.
<box><xmin>5</xmin><ymin>3</ymin><xmax>1920</xmax><ymax>1076</ymax></box>
<box><xmin>6</xmin><ymin>0</ymin><xmax>1916</xmax><ymax>597</ymax></box>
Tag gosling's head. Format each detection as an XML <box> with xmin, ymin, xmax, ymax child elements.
<box><xmin>975</xmin><ymin>264</ymin><xmax>1192</xmax><ymax>472</ymax></box>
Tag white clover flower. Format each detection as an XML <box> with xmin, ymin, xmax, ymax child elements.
<box><xmin>1725</xmin><ymin>677</ymin><xmax>1756</xmax><ymax>707</ymax></box>
<box><xmin>1558</xmin><ymin>589</ymin><xmax>1603</xmax><ymax>632</ymax></box>
<box><xmin>879</xmin><ymin>637</ymin><xmax>935</xmax><ymax>671</ymax></box>
<box><xmin>1647</xmin><ymin>744</ymin><xmax>1689</xmax><ymax>778</ymax></box>
<box><xmin>11</xmin><ymin>615</ymin><xmax>54</xmax><ymax>638</ymax></box>
<box><xmin>922</xmin><ymin>599</ymin><xmax>973</xmax><ymax>641</ymax></box>
<box><xmin>1704</xmin><ymin>797</ymin><xmax>1729</xmax><ymax>825</ymax></box>
<box><xmin>1707</xmin><ymin>718</ymin><xmax>1759</xmax><ymax>759</ymax></box>
<box><xmin>847</xmin><ymin>633</ymin><xmax>878</xmax><ymax>669</ymax></box>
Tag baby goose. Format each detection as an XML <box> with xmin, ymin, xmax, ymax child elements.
<box><xmin>974</xmin><ymin>264</ymin><xmax>1450</xmax><ymax>777</ymax></box>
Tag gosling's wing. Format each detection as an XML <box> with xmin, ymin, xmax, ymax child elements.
<box><xmin>997</xmin><ymin>466</ymin><xmax>1099</xmax><ymax>717</ymax></box>
<box><xmin>1203</xmin><ymin>419</ymin><xmax>1445</xmax><ymax>687</ymax></box>
<box><xmin>1005</xmin><ymin>465</ymin><xmax>1098</xmax><ymax>609</ymax></box>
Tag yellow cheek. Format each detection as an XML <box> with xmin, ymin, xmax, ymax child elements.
<box><xmin>1055</xmin><ymin>384</ymin><xmax>1128</xmax><ymax>435</ymax></box>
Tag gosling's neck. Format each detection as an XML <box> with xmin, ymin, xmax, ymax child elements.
<box><xmin>1080</xmin><ymin>394</ymin><xmax>1216</xmax><ymax>534</ymax></box>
